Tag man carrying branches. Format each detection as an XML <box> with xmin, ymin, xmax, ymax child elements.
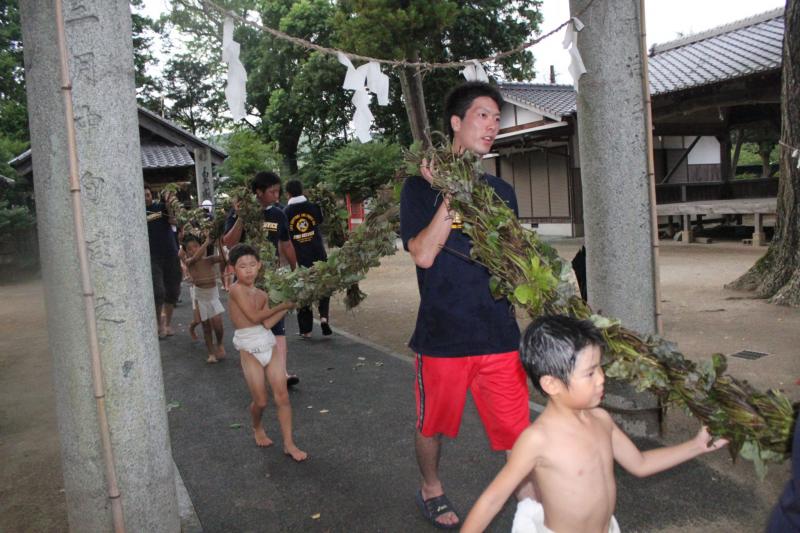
<box><xmin>400</xmin><ymin>82</ymin><xmax>535</xmax><ymax>529</ymax></box>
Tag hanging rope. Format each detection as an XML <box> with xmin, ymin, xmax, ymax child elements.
<box><xmin>195</xmin><ymin>0</ymin><xmax>597</xmax><ymax>70</ymax></box>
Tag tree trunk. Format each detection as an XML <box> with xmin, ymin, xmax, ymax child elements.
<box><xmin>398</xmin><ymin>54</ymin><xmax>431</xmax><ymax>148</ymax></box>
<box><xmin>727</xmin><ymin>0</ymin><xmax>800</xmax><ymax>306</ymax></box>
<box><xmin>278</xmin><ymin>130</ymin><xmax>301</xmax><ymax>176</ymax></box>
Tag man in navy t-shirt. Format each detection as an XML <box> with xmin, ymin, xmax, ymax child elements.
<box><xmin>400</xmin><ymin>82</ymin><xmax>533</xmax><ymax>529</ymax></box>
<box><xmin>284</xmin><ymin>179</ymin><xmax>332</xmax><ymax>338</ymax></box>
<box><xmin>223</xmin><ymin>171</ymin><xmax>299</xmax><ymax>388</ymax></box>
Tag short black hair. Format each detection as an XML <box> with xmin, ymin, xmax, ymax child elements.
<box><xmin>443</xmin><ymin>81</ymin><xmax>504</xmax><ymax>140</ymax></box>
<box><xmin>520</xmin><ymin>315</ymin><xmax>605</xmax><ymax>396</ymax></box>
<box><xmin>286</xmin><ymin>179</ymin><xmax>303</xmax><ymax>197</ymax></box>
<box><xmin>228</xmin><ymin>243</ymin><xmax>260</xmax><ymax>266</ymax></box>
<box><xmin>250</xmin><ymin>171</ymin><xmax>281</xmax><ymax>193</ymax></box>
<box><xmin>182</xmin><ymin>233</ymin><xmax>200</xmax><ymax>248</ymax></box>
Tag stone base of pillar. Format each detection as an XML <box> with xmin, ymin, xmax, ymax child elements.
<box><xmin>601</xmin><ymin>379</ymin><xmax>661</xmax><ymax>437</ymax></box>
<box><xmin>752</xmin><ymin>231</ymin><xmax>766</xmax><ymax>246</ymax></box>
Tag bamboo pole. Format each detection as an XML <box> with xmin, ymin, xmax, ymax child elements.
<box><xmin>53</xmin><ymin>1</ymin><xmax>126</xmax><ymax>531</ymax></box>
<box><xmin>638</xmin><ymin>0</ymin><xmax>663</xmax><ymax>334</ymax></box>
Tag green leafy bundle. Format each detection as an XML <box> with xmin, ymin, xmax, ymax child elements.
<box><xmin>404</xmin><ymin>142</ymin><xmax>795</xmax><ymax>477</ymax></box>
<box><xmin>260</xmin><ymin>198</ymin><xmax>398</xmax><ymax>310</ymax></box>
<box><xmin>306</xmin><ymin>182</ymin><xmax>349</xmax><ymax>248</ymax></box>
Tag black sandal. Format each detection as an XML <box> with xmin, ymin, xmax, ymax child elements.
<box><xmin>415</xmin><ymin>490</ymin><xmax>460</xmax><ymax>530</ymax></box>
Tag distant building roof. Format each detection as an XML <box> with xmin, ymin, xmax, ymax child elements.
<box><xmin>11</xmin><ymin>143</ymin><xmax>197</xmax><ymax>173</ymax></box>
<box><xmin>141</xmin><ymin>143</ymin><xmax>195</xmax><ymax>169</ymax></box>
<box><xmin>648</xmin><ymin>8</ymin><xmax>783</xmax><ymax>95</ymax></box>
<box><xmin>8</xmin><ymin>106</ymin><xmax>227</xmax><ymax>176</ymax></box>
<box><xmin>498</xmin><ymin>7</ymin><xmax>784</xmax><ymax>117</ymax></box>
<box><xmin>498</xmin><ymin>83</ymin><xmax>577</xmax><ymax>120</ymax></box>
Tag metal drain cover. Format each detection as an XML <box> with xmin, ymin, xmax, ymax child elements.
<box><xmin>730</xmin><ymin>350</ymin><xmax>769</xmax><ymax>360</ymax></box>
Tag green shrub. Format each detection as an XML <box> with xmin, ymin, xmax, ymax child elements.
<box><xmin>321</xmin><ymin>140</ymin><xmax>402</xmax><ymax>201</ymax></box>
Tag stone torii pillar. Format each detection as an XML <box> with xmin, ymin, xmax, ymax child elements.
<box><xmin>569</xmin><ymin>0</ymin><xmax>662</xmax><ymax>436</ymax></box>
<box><xmin>20</xmin><ymin>1</ymin><xmax>180</xmax><ymax>530</ymax></box>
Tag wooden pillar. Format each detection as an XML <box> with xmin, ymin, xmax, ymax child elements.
<box><xmin>753</xmin><ymin>213</ymin><xmax>765</xmax><ymax>246</ymax></box>
<box><xmin>193</xmin><ymin>147</ymin><xmax>214</xmax><ymax>204</ymax></box>
<box><xmin>682</xmin><ymin>214</ymin><xmax>693</xmax><ymax>244</ymax></box>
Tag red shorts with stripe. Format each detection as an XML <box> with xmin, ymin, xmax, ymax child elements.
<box><xmin>414</xmin><ymin>351</ymin><xmax>530</xmax><ymax>451</ymax></box>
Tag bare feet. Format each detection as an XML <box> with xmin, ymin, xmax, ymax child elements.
<box><xmin>206</xmin><ymin>354</ymin><xmax>219</xmax><ymax>364</ymax></box>
<box><xmin>189</xmin><ymin>323</ymin><xmax>199</xmax><ymax>341</ymax></box>
<box><xmin>253</xmin><ymin>425</ymin><xmax>274</xmax><ymax>447</ymax></box>
<box><xmin>215</xmin><ymin>345</ymin><xmax>227</xmax><ymax>360</ymax></box>
<box><xmin>284</xmin><ymin>444</ymin><xmax>308</xmax><ymax>462</ymax></box>
<box><xmin>164</xmin><ymin>326</ymin><xmax>175</xmax><ymax>336</ymax></box>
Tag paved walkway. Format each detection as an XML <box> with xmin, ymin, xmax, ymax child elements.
<box><xmin>161</xmin><ymin>288</ymin><xmax>760</xmax><ymax>532</ymax></box>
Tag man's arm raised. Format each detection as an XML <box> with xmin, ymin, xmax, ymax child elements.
<box><xmin>407</xmin><ymin>164</ymin><xmax>453</xmax><ymax>269</ymax></box>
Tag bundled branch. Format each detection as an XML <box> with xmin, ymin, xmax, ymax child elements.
<box><xmin>260</xmin><ymin>197</ymin><xmax>398</xmax><ymax>309</ymax></box>
<box><xmin>404</xmin><ymin>142</ymin><xmax>795</xmax><ymax>477</ymax></box>
<box><xmin>162</xmin><ymin>184</ymin><xmax>396</xmax><ymax>310</ymax></box>
<box><xmin>306</xmin><ymin>182</ymin><xmax>349</xmax><ymax>248</ymax></box>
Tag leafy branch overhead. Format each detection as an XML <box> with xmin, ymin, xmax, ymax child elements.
<box><xmin>403</xmin><ymin>141</ymin><xmax>794</xmax><ymax>478</ymax></box>
<box><xmin>165</xmin><ymin>140</ymin><xmax>794</xmax><ymax>477</ymax></box>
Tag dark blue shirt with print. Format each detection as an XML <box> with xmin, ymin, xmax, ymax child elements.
<box><xmin>400</xmin><ymin>174</ymin><xmax>520</xmax><ymax>357</ymax></box>
<box><xmin>224</xmin><ymin>204</ymin><xmax>290</xmax><ymax>257</ymax></box>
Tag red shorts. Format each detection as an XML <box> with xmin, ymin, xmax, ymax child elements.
<box><xmin>415</xmin><ymin>351</ymin><xmax>530</xmax><ymax>451</ymax></box>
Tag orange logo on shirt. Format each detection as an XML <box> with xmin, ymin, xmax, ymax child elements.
<box><xmin>451</xmin><ymin>211</ymin><xmax>463</xmax><ymax>230</ymax></box>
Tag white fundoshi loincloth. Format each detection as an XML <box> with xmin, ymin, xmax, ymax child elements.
<box><xmin>512</xmin><ymin>498</ymin><xmax>621</xmax><ymax>533</ymax></box>
<box><xmin>194</xmin><ymin>285</ymin><xmax>225</xmax><ymax>321</ymax></box>
<box><xmin>233</xmin><ymin>325</ymin><xmax>276</xmax><ymax>367</ymax></box>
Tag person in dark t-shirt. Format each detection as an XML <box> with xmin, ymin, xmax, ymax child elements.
<box><xmin>283</xmin><ymin>180</ymin><xmax>332</xmax><ymax>338</ymax></box>
<box><xmin>400</xmin><ymin>82</ymin><xmax>534</xmax><ymax>529</ymax></box>
<box><xmin>223</xmin><ymin>171</ymin><xmax>299</xmax><ymax>389</ymax></box>
<box><xmin>145</xmin><ymin>184</ymin><xmax>182</xmax><ymax>339</ymax></box>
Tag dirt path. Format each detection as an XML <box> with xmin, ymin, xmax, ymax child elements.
<box><xmin>0</xmin><ymin>279</ymin><xmax>67</xmax><ymax>532</ymax></box>
<box><xmin>2</xmin><ymin>240</ymin><xmax>798</xmax><ymax>531</ymax></box>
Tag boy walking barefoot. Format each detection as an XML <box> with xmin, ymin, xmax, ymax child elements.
<box><xmin>227</xmin><ymin>243</ymin><xmax>308</xmax><ymax>461</ymax></box>
<box><xmin>462</xmin><ymin>315</ymin><xmax>727</xmax><ymax>533</ymax></box>
<box><xmin>183</xmin><ymin>233</ymin><xmax>226</xmax><ymax>363</ymax></box>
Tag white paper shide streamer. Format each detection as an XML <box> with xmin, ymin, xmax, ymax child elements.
<box><xmin>460</xmin><ymin>60</ymin><xmax>489</xmax><ymax>83</ymax></box>
<box><xmin>222</xmin><ymin>17</ymin><xmax>248</xmax><ymax>121</ymax></box>
<box><xmin>562</xmin><ymin>17</ymin><xmax>587</xmax><ymax>90</ymax></box>
<box><xmin>338</xmin><ymin>52</ymin><xmax>390</xmax><ymax>143</ymax></box>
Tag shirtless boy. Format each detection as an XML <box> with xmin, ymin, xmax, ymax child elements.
<box><xmin>183</xmin><ymin>233</ymin><xmax>226</xmax><ymax>363</ymax></box>
<box><xmin>227</xmin><ymin>243</ymin><xmax>307</xmax><ymax>461</ymax></box>
<box><xmin>461</xmin><ymin>315</ymin><xmax>727</xmax><ymax>533</ymax></box>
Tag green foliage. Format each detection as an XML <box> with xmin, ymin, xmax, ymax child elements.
<box><xmin>737</xmin><ymin>143</ymin><xmax>780</xmax><ymax>168</ymax></box>
<box><xmin>161</xmin><ymin>50</ymin><xmax>227</xmax><ymax>136</ymax></box>
<box><xmin>218</xmin><ymin>129</ymin><xmax>282</xmax><ymax>191</ymax></box>
<box><xmin>321</xmin><ymin>140</ymin><xmax>402</xmax><ymax>201</ymax></box>
<box><xmin>0</xmin><ymin>199</ymin><xmax>34</xmax><ymax>236</ymax></box>
<box><xmin>130</xmin><ymin>0</ymin><xmax>163</xmax><ymax>110</ymax></box>
<box><xmin>0</xmin><ymin>0</ymin><xmax>26</xmax><ymax>141</ymax></box>
<box><xmin>262</xmin><ymin>197</ymin><xmax>398</xmax><ymax>308</ymax></box>
<box><xmin>405</xmin><ymin>139</ymin><xmax>795</xmax><ymax>476</ymax></box>
<box><xmin>333</xmin><ymin>0</ymin><xmax>543</xmax><ymax>136</ymax></box>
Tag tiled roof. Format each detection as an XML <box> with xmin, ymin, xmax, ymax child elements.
<box><xmin>648</xmin><ymin>8</ymin><xmax>783</xmax><ymax>95</ymax></box>
<box><xmin>498</xmin><ymin>8</ymin><xmax>783</xmax><ymax>117</ymax></box>
<box><xmin>498</xmin><ymin>83</ymin><xmax>577</xmax><ymax>119</ymax></box>
<box><xmin>141</xmin><ymin>143</ymin><xmax>194</xmax><ymax>169</ymax></box>
<box><xmin>9</xmin><ymin>143</ymin><xmax>196</xmax><ymax>171</ymax></box>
